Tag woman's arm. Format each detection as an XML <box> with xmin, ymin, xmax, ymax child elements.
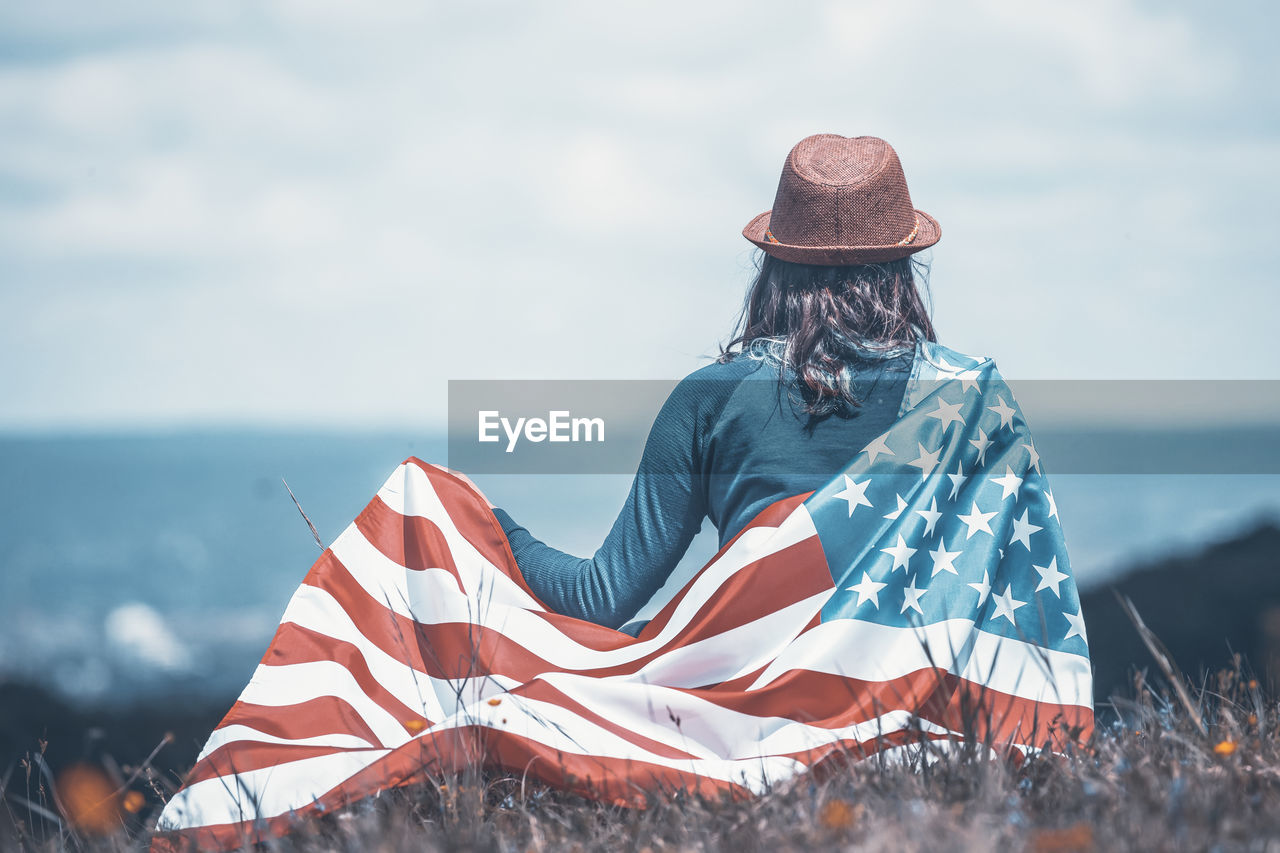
<box><xmin>492</xmin><ymin>377</ymin><xmax>713</xmax><ymax>629</ymax></box>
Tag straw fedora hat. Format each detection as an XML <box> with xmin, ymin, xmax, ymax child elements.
<box><xmin>743</xmin><ymin>134</ymin><xmax>940</xmax><ymax>266</ymax></box>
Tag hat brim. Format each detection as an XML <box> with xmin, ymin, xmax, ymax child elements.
<box><xmin>742</xmin><ymin>208</ymin><xmax>940</xmax><ymax>265</ymax></box>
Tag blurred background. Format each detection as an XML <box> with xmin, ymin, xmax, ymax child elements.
<box><xmin>1</xmin><ymin>0</ymin><xmax>1278</xmax><ymax>779</ymax></box>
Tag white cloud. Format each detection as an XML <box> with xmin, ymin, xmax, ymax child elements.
<box><xmin>823</xmin><ymin>0</ymin><xmax>1233</xmax><ymax>107</ymax></box>
<box><xmin>0</xmin><ymin>0</ymin><xmax>1274</xmax><ymax>429</ymax></box>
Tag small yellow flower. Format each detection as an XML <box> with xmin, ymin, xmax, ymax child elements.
<box><xmin>55</xmin><ymin>764</ymin><xmax>119</xmax><ymax>835</ymax></box>
<box><xmin>818</xmin><ymin>798</ymin><xmax>861</xmax><ymax>830</ymax></box>
<box><xmin>122</xmin><ymin>791</ymin><xmax>145</xmax><ymax>813</ymax></box>
<box><xmin>1031</xmin><ymin>823</ymin><xmax>1093</xmax><ymax>852</ymax></box>
<box><xmin>1214</xmin><ymin>739</ymin><xmax>1238</xmax><ymax>756</ymax></box>
<box><xmin>405</xmin><ymin>719</ymin><xmax>427</xmax><ymax>733</ymax></box>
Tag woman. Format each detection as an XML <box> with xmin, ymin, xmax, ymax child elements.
<box><xmin>156</xmin><ymin>135</ymin><xmax>1091</xmax><ymax>851</ymax></box>
<box><xmin>494</xmin><ymin>134</ymin><xmax>942</xmax><ymax>632</ymax></box>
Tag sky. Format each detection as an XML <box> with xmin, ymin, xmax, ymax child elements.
<box><xmin>2</xmin><ymin>0</ymin><xmax>1278</xmax><ymax>430</ymax></box>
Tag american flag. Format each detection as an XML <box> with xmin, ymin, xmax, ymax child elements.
<box><xmin>152</xmin><ymin>343</ymin><xmax>1093</xmax><ymax>851</ymax></box>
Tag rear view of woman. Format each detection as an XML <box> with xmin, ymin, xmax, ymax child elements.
<box><xmin>156</xmin><ymin>134</ymin><xmax>1091</xmax><ymax>851</ymax></box>
<box><xmin>497</xmin><ymin>134</ymin><xmax>944</xmax><ymax>632</ymax></box>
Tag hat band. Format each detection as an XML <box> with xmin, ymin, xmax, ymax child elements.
<box><xmin>896</xmin><ymin>219</ymin><xmax>920</xmax><ymax>247</ymax></box>
<box><xmin>763</xmin><ymin>218</ymin><xmax>920</xmax><ymax>249</ymax></box>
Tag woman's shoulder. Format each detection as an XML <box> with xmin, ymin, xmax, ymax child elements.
<box><xmin>916</xmin><ymin>339</ymin><xmax>997</xmax><ymax>376</ymax></box>
<box><xmin>650</xmin><ymin>355</ymin><xmax>771</xmax><ymax>431</ymax></box>
<box><xmin>684</xmin><ymin>352</ymin><xmax>774</xmax><ymax>383</ymax></box>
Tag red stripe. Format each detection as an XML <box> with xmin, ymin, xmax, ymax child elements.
<box><xmin>184</xmin><ymin>742</ymin><xmax>353</xmax><ymax>787</ymax></box>
<box><xmin>633</xmin><ymin>492</ymin><xmax>813</xmax><ymax>639</ymax></box>
<box><xmin>646</xmin><ymin>531</ymin><xmax>829</xmax><ymax>643</ymax></box>
<box><xmin>253</xmin><ymin>622</ymin><xmax>427</xmax><ymax>730</ymax></box>
<box><xmin>354</xmin><ymin>495</ymin><xmax>462</xmax><ymax>585</ymax></box>
<box><xmin>407</xmin><ymin>459</ymin><xmax>547</xmax><ymax>604</ymax></box>
<box><xmin>214</xmin><ymin>695</ymin><xmax>382</xmax><ymax>748</ymax></box>
<box><xmin>677</xmin><ymin>665</ymin><xmax>1092</xmax><ymax>747</ymax></box>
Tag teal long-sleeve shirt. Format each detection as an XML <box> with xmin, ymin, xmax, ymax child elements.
<box><xmin>493</xmin><ymin>351</ymin><xmax>913</xmax><ymax>630</ymax></box>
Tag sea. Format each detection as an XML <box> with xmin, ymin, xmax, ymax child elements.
<box><xmin>1</xmin><ymin>430</ymin><xmax>1278</xmax><ymax>705</ymax></box>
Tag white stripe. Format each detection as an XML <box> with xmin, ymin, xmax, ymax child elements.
<box><xmin>236</xmin><ymin>661</ymin><xmax>410</xmax><ymax>748</ymax></box>
<box><xmin>531</xmin><ymin>671</ymin><xmax>962</xmax><ymax>762</ymax></box>
<box><xmin>627</xmin><ymin>590</ymin><xmax>832</xmax><ymax>687</ymax></box>
<box><xmin>196</xmin><ymin>726</ymin><xmax>373</xmax><ymax>763</ymax></box>
<box><xmin>377</xmin><ymin>463</ymin><xmax>539</xmax><ymax>609</ymax></box>
<box><xmin>157</xmin><ymin>748</ymin><xmax>390</xmax><ymax>831</ymax></box>
<box><xmin>746</xmin><ymin>617</ymin><xmax>1092</xmax><ymax>708</ymax></box>
<box><xmin>867</xmin><ymin>739</ymin><xmax>1004</xmax><ymax>769</ymax></box>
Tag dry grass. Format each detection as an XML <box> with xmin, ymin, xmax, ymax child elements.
<box><xmin>5</xmin><ymin>659</ymin><xmax>1280</xmax><ymax>853</ymax></box>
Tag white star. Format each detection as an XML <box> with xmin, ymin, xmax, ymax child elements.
<box><xmin>847</xmin><ymin>572</ymin><xmax>887</xmax><ymax>609</ymax></box>
<box><xmin>934</xmin><ymin>355</ymin><xmax>961</xmax><ymax>375</ymax></box>
<box><xmin>861</xmin><ymin>433</ymin><xmax>895</xmax><ymax>465</ymax></box>
<box><xmin>1046</xmin><ymin>489</ymin><xmax>1058</xmax><ymax>520</ymax></box>
<box><xmin>900</xmin><ymin>574</ymin><xmax>926</xmax><ymax>615</ymax></box>
<box><xmin>929</xmin><ymin>540</ymin><xmax>962</xmax><ymax>577</ymax></box>
<box><xmin>908</xmin><ymin>442</ymin><xmax>942</xmax><ymax>479</ymax></box>
<box><xmin>926</xmin><ymin>398</ymin><xmax>966</xmax><ymax>432</ymax></box>
<box><xmin>1022</xmin><ymin>442</ymin><xmax>1041</xmax><ymax>473</ymax></box>
<box><xmin>1063</xmin><ymin>607</ymin><xmax>1088</xmax><ymax>641</ymax></box>
<box><xmin>880</xmin><ymin>534</ymin><xmax>917</xmax><ymax>573</ymax></box>
<box><xmin>834</xmin><ymin>475</ymin><xmax>873</xmax><ymax>517</ymax></box>
<box><xmin>987</xmin><ymin>395</ymin><xmax>1016</xmax><ymax>430</ymax></box>
<box><xmin>990</xmin><ymin>465</ymin><xmax>1023</xmax><ymax>501</ymax></box>
<box><xmin>957</xmin><ymin>502</ymin><xmax>998</xmax><ymax>539</ymax></box>
<box><xmin>991</xmin><ymin>585</ymin><xmax>1026</xmax><ymax>624</ymax></box>
<box><xmin>1009</xmin><ymin>509</ymin><xmax>1044</xmax><ymax>550</ymax></box>
<box><xmin>915</xmin><ymin>497</ymin><xmax>943</xmax><ymax>537</ymax></box>
<box><xmin>884</xmin><ymin>494</ymin><xmax>908</xmax><ymax>520</ymax></box>
<box><xmin>969</xmin><ymin>427</ymin><xmax>992</xmax><ymax>467</ymax></box>
<box><xmin>947</xmin><ymin>459</ymin><xmax>967</xmax><ymax>501</ymax></box>
<box><xmin>957</xmin><ymin>369</ymin><xmax>982</xmax><ymax>394</ymax></box>
<box><xmin>968</xmin><ymin>570</ymin><xmax>992</xmax><ymax>606</ymax></box>
<box><xmin>1033</xmin><ymin>556</ymin><xmax>1068</xmax><ymax>597</ymax></box>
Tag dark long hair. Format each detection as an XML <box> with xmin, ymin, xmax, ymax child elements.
<box><xmin>720</xmin><ymin>252</ymin><xmax>936</xmax><ymax>417</ymax></box>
